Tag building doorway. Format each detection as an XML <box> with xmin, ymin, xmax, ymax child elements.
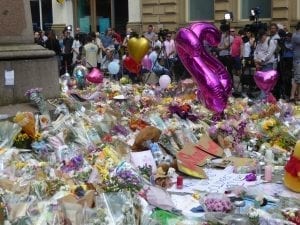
<box><xmin>75</xmin><ymin>0</ymin><xmax>128</xmax><ymax>37</ymax></box>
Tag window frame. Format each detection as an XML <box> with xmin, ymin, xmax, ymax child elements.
<box><xmin>297</xmin><ymin>0</ymin><xmax>300</xmax><ymax>19</ymax></box>
<box><xmin>237</xmin><ymin>0</ymin><xmax>272</xmax><ymax>21</ymax></box>
<box><xmin>186</xmin><ymin>0</ymin><xmax>214</xmax><ymax>22</ymax></box>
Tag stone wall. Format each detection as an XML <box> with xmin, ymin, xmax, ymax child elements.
<box><xmin>141</xmin><ymin>0</ymin><xmax>180</xmax><ymax>32</ymax></box>
<box><xmin>0</xmin><ymin>55</ymin><xmax>60</xmax><ymax>106</ymax></box>
<box><xmin>139</xmin><ymin>0</ymin><xmax>299</xmax><ymax>32</ymax></box>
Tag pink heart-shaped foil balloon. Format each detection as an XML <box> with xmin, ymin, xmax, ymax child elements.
<box><xmin>86</xmin><ymin>68</ymin><xmax>103</xmax><ymax>84</ymax></box>
<box><xmin>254</xmin><ymin>70</ymin><xmax>278</xmax><ymax>93</ymax></box>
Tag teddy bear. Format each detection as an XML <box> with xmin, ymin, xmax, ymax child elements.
<box><xmin>284</xmin><ymin>141</ymin><xmax>300</xmax><ymax>192</ymax></box>
<box><xmin>131</xmin><ymin>126</ymin><xmax>162</xmax><ymax>151</ymax></box>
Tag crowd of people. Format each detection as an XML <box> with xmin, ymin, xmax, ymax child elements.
<box><xmin>33</xmin><ymin>21</ymin><xmax>300</xmax><ymax>102</ymax></box>
<box><xmin>215</xmin><ymin>22</ymin><xmax>299</xmax><ymax>101</ymax></box>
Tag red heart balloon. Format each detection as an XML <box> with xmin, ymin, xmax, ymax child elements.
<box><xmin>123</xmin><ymin>56</ymin><xmax>141</xmax><ymax>74</ymax></box>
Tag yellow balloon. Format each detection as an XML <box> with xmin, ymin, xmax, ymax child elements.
<box><xmin>127</xmin><ymin>37</ymin><xmax>150</xmax><ymax>63</ymax></box>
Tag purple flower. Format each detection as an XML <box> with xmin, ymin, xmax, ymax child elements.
<box><xmin>245</xmin><ymin>173</ymin><xmax>257</xmax><ymax>182</ymax></box>
<box><xmin>208</xmin><ymin>125</ymin><xmax>218</xmax><ymax>137</ymax></box>
<box><xmin>25</xmin><ymin>88</ymin><xmax>43</xmax><ymax>97</ymax></box>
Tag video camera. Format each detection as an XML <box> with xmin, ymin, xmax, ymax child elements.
<box><xmin>220</xmin><ymin>20</ymin><xmax>230</xmax><ymax>33</ymax></box>
<box><xmin>158</xmin><ymin>28</ymin><xmax>169</xmax><ymax>41</ymax></box>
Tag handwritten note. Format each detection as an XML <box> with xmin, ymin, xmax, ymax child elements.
<box><xmin>5</xmin><ymin>70</ymin><xmax>14</xmax><ymax>86</ymax></box>
<box><xmin>167</xmin><ymin>168</ymin><xmax>263</xmax><ymax>194</ymax></box>
<box><xmin>130</xmin><ymin>150</ymin><xmax>157</xmax><ymax>173</ymax></box>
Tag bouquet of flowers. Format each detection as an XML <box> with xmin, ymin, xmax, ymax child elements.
<box><xmin>202</xmin><ymin>194</ymin><xmax>233</xmax><ymax>213</ymax></box>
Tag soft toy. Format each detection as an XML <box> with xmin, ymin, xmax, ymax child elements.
<box><xmin>284</xmin><ymin>141</ymin><xmax>300</xmax><ymax>192</ymax></box>
<box><xmin>131</xmin><ymin>126</ymin><xmax>161</xmax><ymax>151</ymax></box>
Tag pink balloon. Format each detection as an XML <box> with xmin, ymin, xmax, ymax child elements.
<box><xmin>86</xmin><ymin>68</ymin><xmax>104</xmax><ymax>84</ymax></box>
<box><xmin>141</xmin><ymin>55</ymin><xmax>153</xmax><ymax>71</ymax></box>
<box><xmin>175</xmin><ymin>22</ymin><xmax>232</xmax><ymax>113</ymax></box>
<box><xmin>254</xmin><ymin>70</ymin><xmax>279</xmax><ymax>93</ymax></box>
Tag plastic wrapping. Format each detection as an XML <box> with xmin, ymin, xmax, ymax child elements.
<box><xmin>0</xmin><ymin>121</ymin><xmax>22</xmax><ymax>149</ymax></box>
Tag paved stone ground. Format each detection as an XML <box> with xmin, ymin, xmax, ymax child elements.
<box><xmin>0</xmin><ymin>102</ymin><xmax>57</xmax><ymax>120</ymax></box>
<box><xmin>0</xmin><ymin>103</ymin><xmax>37</xmax><ymax>118</ymax></box>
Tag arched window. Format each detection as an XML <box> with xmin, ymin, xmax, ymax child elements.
<box><xmin>188</xmin><ymin>0</ymin><xmax>214</xmax><ymax>21</ymax></box>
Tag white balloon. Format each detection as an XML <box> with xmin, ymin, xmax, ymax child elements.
<box><xmin>159</xmin><ymin>75</ymin><xmax>171</xmax><ymax>89</ymax></box>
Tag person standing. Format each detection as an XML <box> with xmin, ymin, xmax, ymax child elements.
<box><xmin>95</xmin><ymin>32</ymin><xmax>104</xmax><ymax>69</ymax></box>
<box><xmin>280</xmin><ymin>32</ymin><xmax>293</xmax><ymax>100</ymax></box>
<box><xmin>269</xmin><ymin>23</ymin><xmax>282</xmax><ymax>99</ymax></box>
<box><xmin>218</xmin><ymin>26</ymin><xmax>234</xmax><ymax>78</ymax></box>
<box><xmin>101</xmin><ymin>28</ymin><xmax>114</xmax><ymax>51</ymax></box>
<box><xmin>230</xmin><ymin>28</ymin><xmax>244</xmax><ymax>91</ymax></box>
<box><xmin>62</xmin><ymin>29</ymin><xmax>74</xmax><ymax>72</ymax></box>
<box><xmin>254</xmin><ymin>29</ymin><xmax>277</xmax><ymax>71</ymax></box>
<box><xmin>82</xmin><ymin>35</ymin><xmax>99</xmax><ymax>70</ymax></box>
<box><xmin>72</xmin><ymin>34</ymin><xmax>82</xmax><ymax>65</ymax></box>
<box><xmin>144</xmin><ymin>24</ymin><xmax>156</xmax><ymax>47</ymax></box>
<box><xmin>153</xmin><ymin>33</ymin><xmax>162</xmax><ymax>49</ymax></box>
<box><xmin>254</xmin><ymin>29</ymin><xmax>277</xmax><ymax>99</ymax></box>
<box><xmin>45</xmin><ymin>30</ymin><xmax>61</xmax><ymax>72</ymax></box>
<box><xmin>163</xmin><ymin>32</ymin><xmax>176</xmax><ymax>71</ymax></box>
<box><xmin>290</xmin><ymin>22</ymin><xmax>300</xmax><ymax>103</ymax></box>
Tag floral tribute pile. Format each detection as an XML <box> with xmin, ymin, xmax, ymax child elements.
<box><xmin>0</xmin><ymin>78</ymin><xmax>300</xmax><ymax>224</ymax></box>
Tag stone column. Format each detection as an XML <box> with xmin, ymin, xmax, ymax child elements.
<box><xmin>0</xmin><ymin>0</ymin><xmax>60</xmax><ymax>105</ymax></box>
<box><xmin>127</xmin><ymin>0</ymin><xmax>142</xmax><ymax>34</ymax></box>
<box><xmin>52</xmin><ymin>0</ymin><xmax>74</xmax><ymax>35</ymax></box>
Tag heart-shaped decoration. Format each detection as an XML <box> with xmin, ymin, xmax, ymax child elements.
<box><xmin>123</xmin><ymin>56</ymin><xmax>141</xmax><ymax>74</ymax></box>
<box><xmin>86</xmin><ymin>68</ymin><xmax>103</xmax><ymax>84</ymax></box>
<box><xmin>127</xmin><ymin>37</ymin><xmax>150</xmax><ymax>63</ymax></box>
<box><xmin>254</xmin><ymin>70</ymin><xmax>278</xmax><ymax>93</ymax></box>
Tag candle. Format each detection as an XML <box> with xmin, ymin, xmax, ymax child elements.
<box><xmin>264</xmin><ymin>165</ymin><xmax>273</xmax><ymax>182</ymax></box>
<box><xmin>176</xmin><ymin>176</ymin><xmax>183</xmax><ymax>189</ymax></box>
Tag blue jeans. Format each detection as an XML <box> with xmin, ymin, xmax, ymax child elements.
<box><xmin>153</xmin><ymin>67</ymin><xmax>170</xmax><ymax>76</ymax></box>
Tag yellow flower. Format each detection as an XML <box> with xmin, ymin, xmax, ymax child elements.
<box><xmin>14</xmin><ymin>161</ymin><xmax>27</xmax><ymax>169</ymax></box>
<box><xmin>262</xmin><ymin>118</ymin><xmax>277</xmax><ymax>131</ymax></box>
<box><xmin>34</xmin><ymin>132</ymin><xmax>42</xmax><ymax>141</ymax></box>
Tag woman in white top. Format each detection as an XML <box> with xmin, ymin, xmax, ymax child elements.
<box><xmin>95</xmin><ymin>32</ymin><xmax>104</xmax><ymax>68</ymax></box>
<box><xmin>72</xmin><ymin>34</ymin><xmax>82</xmax><ymax>65</ymax></box>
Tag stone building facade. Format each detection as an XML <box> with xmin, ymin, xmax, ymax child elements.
<box><xmin>50</xmin><ymin>0</ymin><xmax>300</xmax><ymax>36</ymax></box>
<box><xmin>128</xmin><ymin>0</ymin><xmax>300</xmax><ymax>34</ymax></box>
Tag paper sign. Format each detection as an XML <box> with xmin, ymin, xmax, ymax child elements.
<box><xmin>5</xmin><ymin>70</ymin><xmax>14</xmax><ymax>85</ymax></box>
<box><xmin>130</xmin><ymin>150</ymin><xmax>157</xmax><ymax>173</ymax></box>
